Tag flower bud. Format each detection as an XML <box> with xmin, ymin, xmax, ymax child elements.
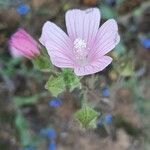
<box><xmin>9</xmin><ymin>28</ymin><xmax>40</xmax><ymax>59</ymax></box>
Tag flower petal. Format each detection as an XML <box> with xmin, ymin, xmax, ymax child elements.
<box><xmin>9</xmin><ymin>46</ymin><xmax>22</xmax><ymax>58</ymax></box>
<box><xmin>65</xmin><ymin>8</ymin><xmax>100</xmax><ymax>46</ymax></box>
<box><xmin>90</xmin><ymin>19</ymin><xmax>120</xmax><ymax>58</ymax></box>
<box><xmin>18</xmin><ymin>28</ymin><xmax>38</xmax><ymax>48</ymax></box>
<box><xmin>74</xmin><ymin>56</ymin><xmax>112</xmax><ymax>76</ymax></box>
<box><xmin>9</xmin><ymin>39</ymin><xmax>37</xmax><ymax>59</ymax></box>
<box><xmin>39</xmin><ymin>21</ymin><xmax>75</xmax><ymax>68</ymax></box>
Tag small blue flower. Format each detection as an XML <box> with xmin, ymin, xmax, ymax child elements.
<box><xmin>41</xmin><ymin>128</ymin><xmax>56</xmax><ymax>139</ymax></box>
<box><xmin>102</xmin><ymin>87</ymin><xmax>110</xmax><ymax>97</ymax></box>
<box><xmin>48</xmin><ymin>141</ymin><xmax>56</xmax><ymax>150</ymax></box>
<box><xmin>17</xmin><ymin>3</ymin><xmax>30</xmax><ymax>15</ymax></box>
<box><xmin>104</xmin><ymin>114</ymin><xmax>113</xmax><ymax>125</ymax></box>
<box><xmin>49</xmin><ymin>98</ymin><xmax>62</xmax><ymax>107</ymax></box>
<box><xmin>24</xmin><ymin>145</ymin><xmax>36</xmax><ymax>150</ymax></box>
<box><xmin>140</xmin><ymin>37</ymin><xmax>150</xmax><ymax>49</ymax></box>
<box><xmin>47</xmin><ymin>129</ymin><xmax>56</xmax><ymax>139</ymax></box>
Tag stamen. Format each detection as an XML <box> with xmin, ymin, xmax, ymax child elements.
<box><xmin>73</xmin><ymin>38</ymin><xmax>88</xmax><ymax>66</ymax></box>
<box><xmin>74</xmin><ymin>38</ymin><xmax>86</xmax><ymax>49</ymax></box>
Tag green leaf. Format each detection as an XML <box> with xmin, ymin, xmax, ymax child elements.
<box><xmin>74</xmin><ymin>105</ymin><xmax>99</xmax><ymax>129</ymax></box>
<box><xmin>0</xmin><ymin>57</ymin><xmax>22</xmax><ymax>76</ymax></box>
<box><xmin>100</xmin><ymin>4</ymin><xmax>117</xmax><ymax>19</ymax></box>
<box><xmin>45</xmin><ymin>75</ymin><xmax>66</xmax><ymax>97</ymax></box>
<box><xmin>119</xmin><ymin>60</ymin><xmax>134</xmax><ymax>77</ymax></box>
<box><xmin>116</xmin><ymin>0</ymin><xmax>124</xmax><ymax>5</ymax></box>
<box><xmin>0</xmin><ymin>0</ymin><xmax>10</xmax><ymax>6</ymax></box>
<box><xmin>113</xmin><ymin>54</ymin><xmax>135</xmax><ymax>77</ymax></box>
<box><xmin>15</xmin><ymin>114</ymin><xmax>32</xmax><ymax>146</ymax></box>
<box><xmin>8</xmin><ymin>57</ymin><xmax>22</xmax><ymax>67</ymax></box>
<box><xmin>37</xmin><ymin>8</ymin><xmax>50</xmax><ymax>15</ymax></box>
<box><xmin>62</xmin><ymin>69</ymin><xmax>81</xmax><ymax>91</ymax></box>
<box><xmin>114</xmin><ymin>42</ymin><xmax>126</xmax><ymax>55</ymax></box>
<box><xmin>13</xmin><ymin>95</ymin><xmax>39</xmax><ymax>107</ymax></box>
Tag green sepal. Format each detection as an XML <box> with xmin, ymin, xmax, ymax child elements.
<box><xmin>74</xmin><ymin>105</ymin><xmax>99</xmax><ymax>129</ymax></box>
<box><xmin>33</xmin><ymin>47</ymin><xmax>59</xmax><ymax>73</ymax></box>
<box><xmin>33</xmin><ymin>54</ymin><xmax>52</xmax><ymax>72</ymax></box>
<box><xmin>45</xmin><ymin>75</ymin><xmax>66</xmax><ymax>97</ymax></box>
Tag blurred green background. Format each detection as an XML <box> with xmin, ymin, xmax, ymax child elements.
<box><xmin>0</xmin><ymin>0</ymin><xmax>150</xmax><ymax>150</ymax></box>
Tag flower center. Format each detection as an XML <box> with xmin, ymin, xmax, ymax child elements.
<box><xmin>74</xmin><ymin>38</ymin><xmax>86</xmax><ymax>49</ymax></box>
<box><xmin>73</xmin><ymin>38</ymin><xmax>88</xmax><ymax>66</ymax></box>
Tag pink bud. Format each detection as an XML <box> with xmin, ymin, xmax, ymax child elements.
<box><xmin>9</xmin><ymin>28</ymin><xmax>40</xmax><ymax>59</ymax></box>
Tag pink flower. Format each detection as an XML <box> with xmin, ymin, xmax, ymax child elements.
<box><xmin>9</xmin><ymin>28</ymin><xmax>40</xmax><ymax>59</ymax></box>
<box><xmin>39</xmin><ymin>8</ymin><xmax>120</xmax><ymax>76</ymax></box>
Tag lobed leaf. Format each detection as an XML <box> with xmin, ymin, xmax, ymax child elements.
<box><xmin>45</xmin><ymin>75</ymin><xmax>65</xmax><ymax>97</ymax></box>
<box><xmin>61</xmin><ymin>69</ymin><xmax>81</xmax><ymax>91</ymax></box>
<box><xmin>74</xmin><ymin>105</ymin><xmax>99</xmax><ymax>129</ymax></box>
